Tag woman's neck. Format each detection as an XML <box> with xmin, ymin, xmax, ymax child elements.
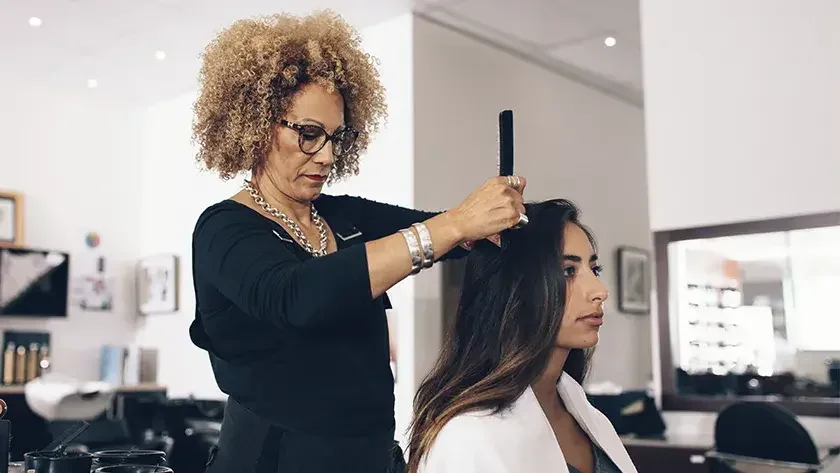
<box><xmin>531</xmin><ymin>348</ymin><xmax>569</xmax><ymax>414</ymax></box>
<box><xmin>253</xmin><ymin>174</ymin><xmax>312</xmax><ymax>224</ymax></box>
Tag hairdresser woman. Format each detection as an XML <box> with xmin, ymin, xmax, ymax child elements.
<box><xmin>188</xmin><ymin>10</ymin><xmax>527</xmax><ymax>473</ymax></box>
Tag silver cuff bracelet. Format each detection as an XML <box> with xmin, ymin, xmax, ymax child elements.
<box><xmin>411</xmin><ymin>222</ymin><xmax>435</xmax><ymax>269</ymax></box>
<box><xmin>400</xmin><ymin>228</ymin><xmax>423</xmax><ymax>275</ymax></box>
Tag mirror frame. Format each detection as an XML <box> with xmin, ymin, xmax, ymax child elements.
<box><xmin>654</xmin><ymin>211</ymin><xmax>840</xmax><ymax>418</ymax></box>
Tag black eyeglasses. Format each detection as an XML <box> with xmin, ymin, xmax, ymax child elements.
<box><xmin>280</xmin><ymin>119</ymin><xmax>359</xmax><ymax>157</ymax></box>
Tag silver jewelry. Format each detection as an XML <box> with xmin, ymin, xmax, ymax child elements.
<box><xmin>400</xmin><ymin>229</ymin><xmax>423</xmax><ymax>275</ymax></box>
<box><xmin>411</xmin><ymin>223</ymin><xmax>435</xmax><ymax>269</ymax></box>
<box><xmin>514</xmin><ymin>176</ymin><xmax>521</xmax><ymax>189</ymax></box>
<box><xmin>244</xmin><ymin>180</ymin><xmax>328</xmax><ymax>257</ymax></box>
<box><xmin>506</xmin><ymin>175</ymin><xmax>515</xmax><ymax>187</ymax></box>
<box><xmin>513</xmin><ymin>212</ymin><xmax>529</xmax><ymax>229</ymax></box>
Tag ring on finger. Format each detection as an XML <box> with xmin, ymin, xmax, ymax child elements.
<box><xmin>513</xmin><ymin>212</ymin><xmax>529</xmax><ymax>229</ymax></box>
<box><xmin>514</xmin><ymin>176</ymin><xmax>521</xmax><ymax>189</ymax></box>
<box><xmin>506</xmin><ymin>175</ymin><xmax>515</xmax><ymax>187</ymax></box>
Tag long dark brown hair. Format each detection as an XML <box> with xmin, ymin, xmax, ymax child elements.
<box><xmin>407</xmin><ymin>199</ymin><xmax>595</xmax><ymax>472</ymax></box>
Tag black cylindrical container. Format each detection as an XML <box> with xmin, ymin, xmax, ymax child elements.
<box><xmin>23</xmin><ymin>450</ymin><xmax>93</xmax><ymax>473</ymax></box>
<box><xmin>92</xmin><ymin>450</ymin><xmax>168</xmax><ymax>468</ymax></box>
<box><xmin>94</xmin><ymin>466</ymin><xmax>174</xmax><ymax>473</ymax></box>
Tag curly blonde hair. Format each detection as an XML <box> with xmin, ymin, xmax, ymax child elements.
<box><xmin>192</xmin><ymin>10</ymin><xmax>387</xmax><ymax>182</ymax></box>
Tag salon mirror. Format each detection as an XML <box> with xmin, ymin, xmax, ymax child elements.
<box><xmin>655</xmin><ymin>213</ymin><xmax>840</xmax><ymax>416</ymax></box>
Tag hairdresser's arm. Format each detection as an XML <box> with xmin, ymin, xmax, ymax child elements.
<box><xmin>194</xmin><ymin>177</ymin><xmax>523</xmax><ymax>329</ymax></box>
<box><xmin>193</xmin><ymin>204</ymin><xmax>463</xmax><ymax>330</ymax></box>
<box><xmin>364</xmin><ymin>212</ymin><xmax>465</xmax><ymax>298</ymax></box>
<box><xmin>316</xmin><ymin>194</ymin><xmax>471</xmax><ymax>261</ymax></box>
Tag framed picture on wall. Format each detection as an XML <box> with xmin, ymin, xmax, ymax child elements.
<box><xmin>136</xmin><ymin>254</ymin><xmax>179</xmax><ymax>315</ymax></box>
<box><xmin>617</xmin><ymin>246</ymin><xmax>651</xmax><ymax>314</ymax></box>
<box><xmin>0</xmin><ymin>191</ymin><xmax>23</xmax><ymax>248</ymax></box>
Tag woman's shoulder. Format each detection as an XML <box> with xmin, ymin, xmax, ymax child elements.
<box><xmin>425</xmin><ymin>410</ymin><xmax>511</xmax><ymax>456</ymax></box>
<box><xmin>315</xmin><ymin>193</ymin><xmax>414</xmax><ymax>216</ymax></box>
<box><xmin>197</xmin><ymin>198</ymin><xmax>254</xmax><ymax>220</ymax></box>
<box><xmin>420</xmin><ymin>409</ymin><xmax>525</xmax><ymax>473</ymax></box>
<box><xmin>313</xmin><ymin>193</ymin><xmax>363</xmax><ymax>212</ymax></box>
<box><xmin>420</xmin><ymin>413</ymin><xmax>492</xmax><ymax>471</ymax></box>
<box><xmin>439</xmin><ymin>409</ymin><xmax>500</xmax><ymax>437</ymax></box>
<box><xmin>194</xmin><ymin>199</ymin><xmax>265</xmax><ymax>234</ymax></box>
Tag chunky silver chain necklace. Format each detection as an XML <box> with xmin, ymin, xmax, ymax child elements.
<box><xmin>244</xmin><ymin>180</ymin><xmax>328</xmax><ymax>257</ymax></box>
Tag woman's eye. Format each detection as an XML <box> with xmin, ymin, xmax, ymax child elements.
<box><xmin>563</xmin><ymin>266</ymin><xmax>576</xmax><ymax>278</ymax></box>
<box><xmin>300</xmin><ymin>126</ymin><xmax>323</xmax><ymax>141</ymax></box>
<box><xmin>592</xmin><ymin>265</ymin><xmax>603</xmax><ymax>278</ymax></box>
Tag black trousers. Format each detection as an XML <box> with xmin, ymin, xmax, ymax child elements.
<box><xmin>206</xmin><ymin>398</ymin><xmax>406</xmax><ymax>473</ymax></box>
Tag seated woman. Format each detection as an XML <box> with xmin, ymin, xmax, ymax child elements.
<box><xmin>407</xmin><ymin>199</ymin><xmax>638</xmax><ymax>473</ymax></box>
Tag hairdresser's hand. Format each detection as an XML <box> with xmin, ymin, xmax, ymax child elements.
<box><xmin>446</xmin><ymin>175</ymin><xmax>527</xmax><ymax>242</ymax></box>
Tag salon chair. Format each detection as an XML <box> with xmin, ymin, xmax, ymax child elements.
<box><xmin>705</xmin><ymin>402</ymin><xmax>825</xmax><ymax>473</ymax></box>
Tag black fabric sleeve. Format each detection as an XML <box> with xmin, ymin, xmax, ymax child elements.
<box><xmin>193</xmin><ymin>205</ymin><xmax>373</xmax><ymax>330</ymax></box>
<box><xmin>317</xmin><ymin>194</ymin><xmax>469</xmax><ymax>261</ymax></box>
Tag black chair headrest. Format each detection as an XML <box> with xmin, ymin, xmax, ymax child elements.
<box><xmin>714</xmin><ymin>402</ymin><xmax>819</xmax><ymax>465</ymax></box>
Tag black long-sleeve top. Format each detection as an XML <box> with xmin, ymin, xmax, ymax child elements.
<box><xmin>189</xmin><ymin>194</ymin><xmax>467</xmax><ymax>437</ymax></box>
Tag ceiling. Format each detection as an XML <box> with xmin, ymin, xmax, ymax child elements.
<box><xmin>0</xmin><ymin>0</ymin><xmax>409</xmax><ymax>105</ymax></box>
<box><xmin>0</xmin><ymin>0</ymin><xmax>642</xmax><ymax>106</ymax></box>
<box><xmin>413</xmin><ymin>0</ymin><xmax>642</xmax><ymax>105</ymax></box>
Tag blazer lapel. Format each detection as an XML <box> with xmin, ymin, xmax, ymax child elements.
<box><xmin>515</xmin><ymin>388</ymin><xmax>569</xmax><ymax>472</ymax></box>
<box><xmin>557</xmin><ymin>374</ymin><xmax>638</xmax><ymax>473</ymax></box>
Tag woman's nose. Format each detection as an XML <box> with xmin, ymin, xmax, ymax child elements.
<box><xmin>588</xmin><ymin>277</ymin><xmax>609</xmax><ymax>303</ymax></box>
<box><xmin>313</xmin><ymin>142</ymin><xmax>336</xmax><ymax>166</ymax></box>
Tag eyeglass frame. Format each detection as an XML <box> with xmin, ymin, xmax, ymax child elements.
<box><xmin>279</xmin><ymin>119</ymin><xmax>360</xmax><ymax>157</ymax></box>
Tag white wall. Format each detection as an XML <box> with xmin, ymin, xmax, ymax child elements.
<box><xmin>133</xmin><ymin>89</ymin><xmax>235</xmax><ymax>400</ymax></box>
<box><xmin>642</xmin><ymin>0</ymin><xmax>840</xmax><ymax>231</ymax></box>
<box><xmin>0</xmin><ymin>88</ymin><xmax>144</xmax><ymax>380</ymax></box>
<box><xmin>411</xmin><ymin>16</ymin><xmax>652</xmax><ymax>391</ymax></box>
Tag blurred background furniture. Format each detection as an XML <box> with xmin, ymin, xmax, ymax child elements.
<box><xmin>1</xmin><ymin>384</ymin><xmax>223</xmax><ymax>473</ymax></box>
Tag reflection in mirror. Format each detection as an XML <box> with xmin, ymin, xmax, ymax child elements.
<box><xmin>668</xmin><ymin>225</ymin><xmax>840</xmax><ymax>401</ymax></box>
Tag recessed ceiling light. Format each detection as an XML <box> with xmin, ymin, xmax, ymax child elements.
<box><xmin>87</xmin><ymin>79</ymin><xmax>98</xmax><ymax>89</ymax></box>
<box><xmin>155</xmin><ymin>50</ymin><xmax>166</xmax><ymax>60</ymax></box>
<box><xmin>604</xmin><ymin>36</ymin><xmax>617</xmax><ymax>47</ymax></box>
<box><xmin>29</xmin><ymin>17</ymin><xmax>42</xmax><ymax>27</ymax></box>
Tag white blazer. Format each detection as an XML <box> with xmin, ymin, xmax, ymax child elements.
<box><xmin>418</xmin><ymin>373</ymin><xmax>638</xmax><ymax>473</ymax></box>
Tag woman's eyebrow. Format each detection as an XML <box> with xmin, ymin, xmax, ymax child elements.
<box><xmin>562</xmin><ymin>254</ymin><xmax>599</xmax><ymax>263</ymax></box>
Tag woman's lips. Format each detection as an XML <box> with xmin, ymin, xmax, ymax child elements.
<box><xmin>578</xmin><ymin>313</ymin><xmax>604</xmax><ymax>327</ymax></box>
<box><xmin>304</xmin><ymin>174</ymin><xmax>326</xmax><ymax>183</ymax></box>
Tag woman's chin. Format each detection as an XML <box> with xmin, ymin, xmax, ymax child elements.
<box><xmin>297</xmin><ymin>187</ymin><xmax>324</xmax><ymax>202</ymax></box>
<box><xmin>582</xmin><ymin>338</ymin><xmax>599</xmax><ymax>349</ymax></box>
<box><xmin>558</xmin><ymin>334</ymin><xmax>599</xmax><ymax>350</ymax></box>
